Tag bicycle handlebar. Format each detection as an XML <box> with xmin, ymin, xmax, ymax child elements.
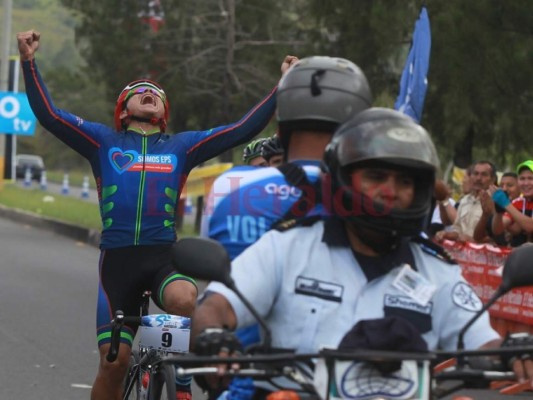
<box><xmin>106</xmin><ymin>310</ymin><xmax>143</xmax><ymax>363</ymax></box>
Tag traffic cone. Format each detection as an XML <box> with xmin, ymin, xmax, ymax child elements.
<box><xmin>81</xmin><ymin>176</ymin><xmax>90</xmax><ymax>199</ymax></box>
<box><xmin>40</xmin><ymin>170</ymin><xmax>48</xmax><ymax>190</ymax></box>
<box><xmin>24</xmin><ymin>167</ymin><xmax>32</xmax><ymax>187</ymax></box>
<box><xmin>61</xmin><ymin>173</ymin><xmax>69</xmax><ymax>195</ymax></box>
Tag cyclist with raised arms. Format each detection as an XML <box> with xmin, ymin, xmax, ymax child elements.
<box><xmin>192</xmin><ymin>108</ymin><xmax>533</xmax><ymax>397</ymax></box>
<box><xmin>17</xmin><ymin>28</ymin><xmax>298</xmax><ymax>400</ymax></box>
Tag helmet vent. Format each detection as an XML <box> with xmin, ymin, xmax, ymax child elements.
<box><xmin>310</xmin><ymin>70</ymin><xmax>326</xmax><ymax>96</ymax></box>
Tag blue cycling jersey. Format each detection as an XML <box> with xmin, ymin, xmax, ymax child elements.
<box><xmin>22</xmin><ymin>59</ymin><xmax>277</xmax><ymax>249</ymax></box>
<box><xmin>201</xmin><ymin>160</ymin><xmax>325</xmax><ymax>260</ymax></box>
<box><xmin>201</xmin><ymin>160</ymin><xmax>327</xmax><ymax>347</ymax></box>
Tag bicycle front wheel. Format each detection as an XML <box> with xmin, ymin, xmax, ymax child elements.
<box><xmin>147</xmin><ymin>363</ymin><xmax>176</xmax><ymax>400</ymax></box>
<box><xmin>123</xmin><ymin>350</ymin><xmax>144</xmax><ymax>400</ymax></box>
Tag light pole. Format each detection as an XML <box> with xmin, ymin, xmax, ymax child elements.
<box><xmin>0</xmin><ymin>0</ymin><xmax>13</xmax><ymax>189</ymax></box>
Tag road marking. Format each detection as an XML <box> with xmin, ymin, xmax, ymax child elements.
<box><xmin>71</xmin><ymin>383</ymin><xmax>92</xmax><ymax>389</ymax></box>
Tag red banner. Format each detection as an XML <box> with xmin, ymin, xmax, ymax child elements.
<box><xmin>440</xmin><ymin>240</ymin><xmax>533</xmax><ymax>335</ymax></box>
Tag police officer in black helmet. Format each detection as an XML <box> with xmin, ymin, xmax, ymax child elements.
<box><xmin>192</xmin><ymin>108</ymin><xmax>533</xmax><ymax>399</ymax></box>
<box><xmin>322</xmin><ymin>107</ymin><xmax>439</xmax><ymax>254</ymax></box>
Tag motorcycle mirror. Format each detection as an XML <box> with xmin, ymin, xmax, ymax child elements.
<box><xmin>171</xmin><ymin>236</ymin><xmax>274</xmax><ymax>351</ymax></box>
<box><xmin>172</xmin><ymin>237</ymin><xmax>232</xmax><ymax>285</ymax></box>
<box><xmin>500</xmin><ymin>244</ymin><xmax>533</xmax><ymax>292</ymax></box>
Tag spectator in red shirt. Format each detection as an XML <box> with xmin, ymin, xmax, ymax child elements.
<box><xmin>492</xmin><ymin>160</ymin><xmax>533</xmax><ymax>246</ymax></box>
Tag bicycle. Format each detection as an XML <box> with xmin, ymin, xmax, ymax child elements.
<box><xmin>168</xmin><ymin>237</ymin><xmax>533</xmax><ymax>400</ymax></box>
<box><xmin>106</xmin><ymin>290</ymin><xmax>191</xmax><ymax>400</ymax></box>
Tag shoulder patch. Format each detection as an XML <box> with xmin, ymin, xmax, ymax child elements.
<box><xmin>452</xmin><ymin>282</ymin><xmax>483</xmax><ymax>312</ymax></box>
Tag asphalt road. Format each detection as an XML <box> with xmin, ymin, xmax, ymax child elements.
<box><xmin>0</xmin><ymin>216</ymin><xmax>99</xmax><ymax>399</ymax></box>
<box><xmin>0</xmin><ymin>213</ymin><xmax>207</xmax><ymax>399</ymax></box>
<box><xmin>0</xmin><ymin>204</ymin><xmax>527</xmax><ymax>399</ymax></box>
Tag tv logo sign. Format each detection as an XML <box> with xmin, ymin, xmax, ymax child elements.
<box><xmin>0</xmin><ymin>92</ymin><xmax>36</xmax><ymax>135</ymax></box>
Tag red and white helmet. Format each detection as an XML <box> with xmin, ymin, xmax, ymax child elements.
<box><xmin>114</xmin><ymin>79</ymin><xmax>170</xmax><ymax>132</ymax></box>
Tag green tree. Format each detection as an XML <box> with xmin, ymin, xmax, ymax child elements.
<box><xmin>16</xmin><ymin>0</ymin><xmax>533</xmax><ymax>172</ymax></box>
<box><xmin>306</xmin><ymin>0</ymin><xmax>533</xmax><ymax>171</ymax></box>
<box><xmin>59</xmin><ymin>0</ymin><xmax>312</xmax><ymax>161</ymax></box>
<box><xmin>425</xmin><ymin>0</ymin><xmax>533</xmax><ymax>170</ymax></box>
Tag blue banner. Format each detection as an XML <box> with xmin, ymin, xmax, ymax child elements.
<box><xmin>0</xmin><ymin>91</ymin><xmax>37</xmax><ymax>135</ymax></box>
<box><xmin>394</xmin><ymin>7</ymin><xmax>431</xmax><ymax>123</ymax></box>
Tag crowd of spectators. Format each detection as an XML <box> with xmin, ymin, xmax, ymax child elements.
<box><xmin>429</xmin><ymin>160</ymin><xmax>533</xmax><ymax>248</ymax></box>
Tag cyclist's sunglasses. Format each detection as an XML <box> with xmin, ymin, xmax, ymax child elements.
<box><xmin>124</xmin><ymin>82</ymin><xmax>166</xmax><ymax>103</ymax></box>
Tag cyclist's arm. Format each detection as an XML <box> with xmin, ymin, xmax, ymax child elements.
<box><xmin>21</xmin><ymin>59</ymin><xmax>104</xmax><ymax>159</ymax></box>
<box><xmin>183</xmin><ymin>56</ymin><xmax>298</xmax><ymax>168</ymax></box>
<box><xmin>182</xmin><ymin>88</ymin><xmax>277</xmax><ymax>168</ymax></box>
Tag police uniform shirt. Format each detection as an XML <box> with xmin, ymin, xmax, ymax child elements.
<box><xmin>206</xmin><ymin>218</ymin><xmax>500</xmax><ymax>353</ymax></box>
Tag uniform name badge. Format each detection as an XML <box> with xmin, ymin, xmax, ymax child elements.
<box><xmin>392</xmin><ymin>264</ymin><xmax>436</xmax><ymax>306</ymax></box>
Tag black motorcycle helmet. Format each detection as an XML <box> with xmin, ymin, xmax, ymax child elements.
<box><xmin>323</xmin><ymin>108</ymin><xmax>440</xmax><ymax>242</ymax></box>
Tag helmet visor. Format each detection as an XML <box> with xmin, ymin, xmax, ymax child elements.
<box><xmin>335</xmin><ymin>119</ymin><xmax>439</xmax><ymax>171</ymax></box>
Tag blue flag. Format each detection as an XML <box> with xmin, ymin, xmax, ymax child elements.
<box><xmin>394</xmin><ymin>7</ymin><xmax>431</xmax><ymax>123</ymax></box>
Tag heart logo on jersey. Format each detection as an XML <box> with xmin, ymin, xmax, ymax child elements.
<box><xmin>109</xmin><ymin>148</ymin><xmax>137</xmax><ymax>174</ymax></box>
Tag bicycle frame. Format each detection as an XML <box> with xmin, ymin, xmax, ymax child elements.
<box><xmin>107</xmin><ymin>291</ymin><xmax>190</xmax><ymax>400</ymax></box>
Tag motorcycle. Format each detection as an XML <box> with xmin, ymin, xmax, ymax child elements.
<box><xmin>169</xmin><ymin>238</ymin><xmax>533</xmax><ymax>400</ymax></box>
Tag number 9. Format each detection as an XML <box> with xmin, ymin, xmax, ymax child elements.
<box><xmin>161</xmin><ymin>332</ymin><xmax>173</xmax><ymax>348</ymax></box>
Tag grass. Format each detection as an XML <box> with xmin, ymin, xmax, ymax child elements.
<box><xmin>0</xmin><ymin>182</ymin><xmax>197</xmax><ymax>236</ymax></box>
<box><xmin>0</xmin><ymin>183</ymin><xmax>102</xmax><ymax>230</ymax></box>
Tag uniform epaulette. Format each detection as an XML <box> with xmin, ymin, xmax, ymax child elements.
<box><xmin>411</xmin><ymin>236</ymin><xmax>457</xmax><ymax>265</ymax></box>
<box><xmin>272</xmin><ymin>215</ymin><xmax>322</xmax><ymax>232</ymax></box>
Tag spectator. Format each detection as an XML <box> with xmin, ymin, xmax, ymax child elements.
<box><xmin>492</xmin><ymin>161</ymin><xmax>533</xmax><ymax>247</ymax></box>
<box><xmin>427</xmin><ymin>179</ymin><xmax>457</xmax><ymax>237</ymax></box>
<box><xmin>473</xmin><ymin>171</ymin><xmax>520</xmax><ymax>245</ymax></box>
<box><xmin>435</xmin><ymin>161</ymin><xmax>497</xmax><ymax>242</ymax></box>
<box><xmin>431</xmin><ymin>165</ymin><xmax>473</xmax><ymax>236</ymax></box>
<box><xmin>500</xmin><ymin>172</ymin><xmax>521</xmax><ymax>201</ymax></box>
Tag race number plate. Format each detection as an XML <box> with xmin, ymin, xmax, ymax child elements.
<box><xmin>138</xmin><ymin>314</ymin><xmax>191</xmax><ymax>353</ymax></box>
